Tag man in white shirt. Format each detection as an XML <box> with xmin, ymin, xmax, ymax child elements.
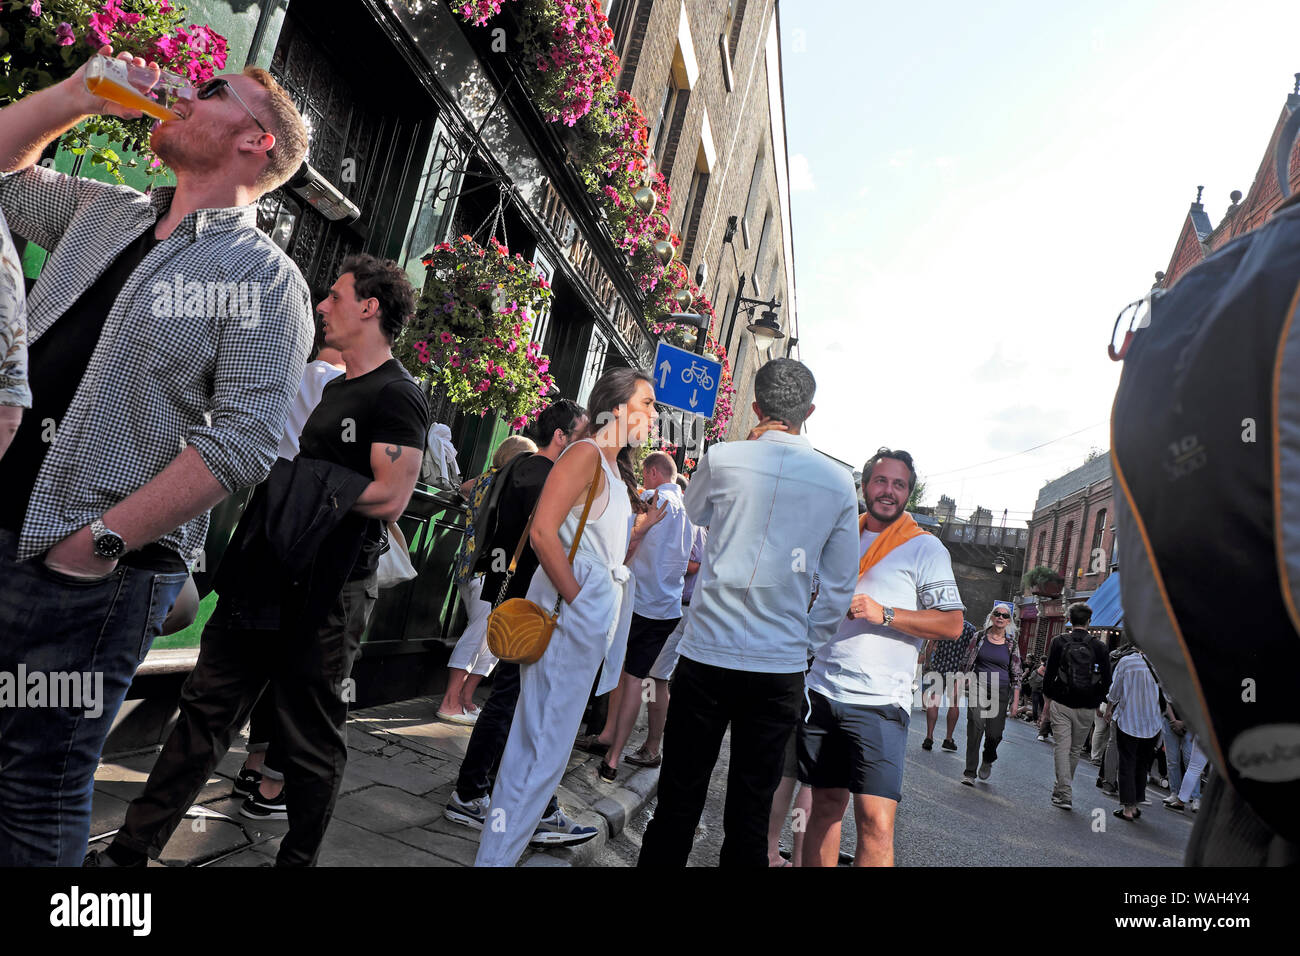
<box><xmin>597</xmin><ymin>452</ymin><xmax>693</xmax><ymax>776</ymax></box>
<box><xmin>1106</xmin><ymin>647</ymin><xmax>1165</xmax><ymax>822</ymax></box>
<box><xmin>638</xmin><ymin>358</ymin><xmax>860</xmax><ymax>867</ymax></box>
<box><xmin>801</xmin><ymin>449</ymin><xmax>965</xmax><ymax>867</ymax></box>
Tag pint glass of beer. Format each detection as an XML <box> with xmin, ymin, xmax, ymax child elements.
<box><xmin>83</xmin><ymin>55</ymin><xmax>194</xmax><ymax>122</ymax></box>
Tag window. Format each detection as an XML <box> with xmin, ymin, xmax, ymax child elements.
<box><xmin>1090</xmin><ymin>509</ymin><xmax>1107</xmax><ymax>573</ymax></box>
<box><xmin>678</xmin><ymin>148</ymin><xmax>710</xmax><ymax>264</ymax></box>
<box><xmin>1036</xmin><ymin>531</ymin><xmax>1047</xmax><ymax>565</ymax></box>
<box><xmin>577</xmin><ymin>327</ymin><xmax>608</xmax><ymax>408</ymax></box>
<box><xmin>720</xmin><ymin>0</ymin><xmax>747</xmax><ymax>91</ymax></box>
<box><xmin>741</xmin><ymin>147</ymin><xmax>766</xmax><ymax>247</ymax></box>
<box><xmin>614</xmin><ymin>0</ymin><xmax>650</xmax><ymax>92</ymax></box>
<box><xmin>750</xmin><ymin>207</ymin><xmax>773</xmax><ymax>294</ymax></box>
<box><xmin>1057</xmin><ymin>521</ymin><xmax>1074</xmax><ymax>579</ymax></box>
<box><xmin>649</xmin><ymin>79</ymin><xmax>681</xmax><ymax>169</ymax></box>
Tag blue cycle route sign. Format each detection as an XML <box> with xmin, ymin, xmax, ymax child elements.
<box><xmin>652</xmin><ymin>341</ymin><xmax>721</xmax><ymax>419</ymax></box>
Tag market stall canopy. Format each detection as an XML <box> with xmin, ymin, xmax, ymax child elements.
<box><xmin>1087</xmin><ymin>572</ymin><xmax>1124</xmax><ymax>628</ymax></box>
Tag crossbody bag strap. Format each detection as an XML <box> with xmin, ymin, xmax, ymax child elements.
<box><xmin>547</xmin><ymin>455</ymin><xmax>605</xmax><ymax>615</ymax></box>
<box><xmin>494</xmin><ymin>452</ymin><xmax>606</xmax><ymax>608</ymax></box>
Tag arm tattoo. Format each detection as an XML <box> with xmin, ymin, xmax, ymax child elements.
<box><xmin>385</xmin><ymin>445</ymin><xmax>401</xmax><ymax>462</ymax></box>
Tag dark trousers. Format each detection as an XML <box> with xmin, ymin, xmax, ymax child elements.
<box><xmin>1116</xmin><ymin>727</ymin><xmax>1159</xmax><ymax>807</ymax></box>
<box><xmin>1031</xmin><ymin>690</ymin><xmax>1044</xmax><ymax>723</ymax></box>
<box><xmin>247</xmin><ymin>683</ymin><xmax>283</xmax><ymax>779</ymax></box>
<box><xmin>638</xmin><ymin>657</ymin><xmax>803</xmax><ymax>867</ymax></box>
<box><xmin>110</xmin><ymin>576</ymin><xmax>375</xmax><ymax>866</ymax></box>
<box><xmin>964</xmin><ymin>706</ymin><xmax>1008</xmax><ymax>775</ymax></box>
<box><xmin>0</xmin><ymin>530</ymin><xmax>187</xmax><ymax>866</ymax></box>
<box><xmin>455</xmin><ymin>661</ymin><xmax>558</xmax><ymax>817</ymax></box>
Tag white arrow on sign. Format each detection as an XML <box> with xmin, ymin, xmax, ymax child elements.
<box><xmin>689</xmin><ymin>389</ymin><xmax>698</xmax><ymax>408</ymax></box>
<box><xmin>658</xmin><ymin>360</ymin><xmax>671</xmax><ymax>389</ymax></box>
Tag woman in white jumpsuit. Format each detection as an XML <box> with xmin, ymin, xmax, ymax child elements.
<box><xmin>476</xmin><ymin>369</ymin><xmax>658</xmax><ymax>866</ymax></box>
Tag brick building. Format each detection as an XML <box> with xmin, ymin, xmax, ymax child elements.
<box><xmin>1022</xmin><ymin>456</ymin><xmax>1117</xmax><ymax>655</ymax></box>
<box><xmin>13</xmin><ymin>0</ymin><xmax>798</xmax><ymax>708</ymax></box>
<box><xmin>1158</xmin><ymin>78</ymin><xmax>1300</xmax><ymax>289</ymax></box>
<box><xmin>612</xmin><ymin>0</ymin><xmax>799</xmax><ymax>443</ymax></box>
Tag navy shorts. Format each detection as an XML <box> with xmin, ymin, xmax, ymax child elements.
<box><xmin>622</xmin><ymin>613</ymin><xmax>681</xmax><ymax>679</ymax></box>
<box><xmin>797</xmin><ymin>689</ymin><xmax>909</xmax><ymax>801</ymax></box>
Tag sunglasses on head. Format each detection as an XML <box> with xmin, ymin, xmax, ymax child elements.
<box><xmin>992</xmin><ymin>611</ymin><xmax>1011</xmax><ymax>619</ymax></box>
<box><xmin>197</xmin><ymin>77</ymin><xmax>274</xmax><ymax>155</ymax></box>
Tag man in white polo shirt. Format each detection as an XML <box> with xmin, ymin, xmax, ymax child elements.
<box><xmin>638</xmin><ymin>358</ymin><xmax>860</xmax><ymax>867</ymax></box>
<box><xmin>597</xmin><ymin>451</ymin><xmax>693</xmax><ymax>778</ymax></box>
<box><xmin>801</xmin><ymin>448</ymin><xmax>965</xmax><ymax>867</ymax></box>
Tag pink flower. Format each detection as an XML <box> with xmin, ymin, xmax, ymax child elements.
<box><xmin>153</xmin><ymin>35</ymin><xmax>181</xmax><ymax>62</ymax></box>
<box><xmin>476</xmin><ymin>380</ymin><xmax>491</xmax><ymax>392</ymax></box>
<box><xmin>29</xmin><ymin>1</ymin><xmax>41</xmax><ymax>16</ymax></box>
<box><xmin>55</xmin><ymin>22</ymin><xmax>75</xmax><ymax>45</ymax></box>
<box><xmin>439</xmin><ymin>331</ymin><xmax>454</xmax><ymax>344</ymax></box>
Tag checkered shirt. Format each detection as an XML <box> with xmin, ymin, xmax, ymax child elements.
<box><xmin>0</xmin><ymin>165</ymin><xmax>313</xmax><ymax>563</ymax></box>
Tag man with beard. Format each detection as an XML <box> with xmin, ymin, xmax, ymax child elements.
<box><xmin>0</xmin><ymin>47</ymin><xmax>311</xmax><ymax>865</ymax></box>
<box><xmin>800</xmin><ymin>449</ymin><xmax>965</xmax><ymax>866</ymax></box>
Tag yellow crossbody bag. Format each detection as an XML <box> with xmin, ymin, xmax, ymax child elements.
<box><xmin>485</xmin><ymin>456</ymin><xmax>603</xmax><ymax>664</ymax></box>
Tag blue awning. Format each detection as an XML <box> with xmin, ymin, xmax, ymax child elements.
<box><xmin>1088</xmin><ymin>572</ymin><xmax>1124</xmax><ymax>628</ymax></box>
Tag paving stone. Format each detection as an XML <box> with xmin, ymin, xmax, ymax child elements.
<box><xmin>206</xmin><ymin>847</ymin><xmax>275</xmax><ymax>868</ymax></box>
<box><xmin>156</xmin><ymin>807</ymin><xmax>253</xmax><ymax>866</ymax></box>
<box><xmin>332</xmin><ymin>785</ymin><xmax>441</xmax><ymax>833</ymax></box>
<box><xmin>346</xmin><ymin>725</ymin><xmax>388</xmax><ymax>754</ymax></box>
<box><xmin>89</xmin><ymin>790</ymin><xmax>131</xmax><ymax>842</ymax></box>
<box><xmin>392</xmin><ymin>826</ymin><xmax>475</xmax><ymax>866</ymax></box>
<box><xmin>381</xmin><ymin>744</ymin><xmax>406</xmax><ymax>757</ymax></box>
<box><xmin>316</xmin><ymin>819</ymin><xmax>449</xmax><ymax>867</ymax></box>
<box><xmin>345</xmin><ymin>753</ymin><xmax>445</xmax><ymax>796</ymax></box>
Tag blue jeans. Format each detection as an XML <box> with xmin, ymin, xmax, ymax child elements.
<box><xmin>0</xmin><ymin>529</ymin><xmax>186</xmax><ymax>866</ymax></box>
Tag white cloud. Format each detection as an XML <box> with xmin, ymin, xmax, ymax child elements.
<box><xmin>789</xmin><ymin>153</ymin><xmax>816</xmax><ymax>191</ymax></box>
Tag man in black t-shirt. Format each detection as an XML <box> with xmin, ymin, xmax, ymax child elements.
<box><xmin>92</xmin><ymin>256</ymin><xmax>427</xmax><ymax>868</ymax></box>
<box><xmin>444</xmin><ymin>399</ymin><xmax>606</xmax><ymax>846</ymax></box>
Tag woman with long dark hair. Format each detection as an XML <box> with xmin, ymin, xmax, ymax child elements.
<box><xmin>475</xmin><ymin>367</ymin><xmax>662</xmax><ymax>866</ymax></box>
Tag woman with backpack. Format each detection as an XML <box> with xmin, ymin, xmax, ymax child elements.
<box><xmin>958</xmin><ymin>602</ymin><xmax>1022</xmax><ymax>786</ymax></box>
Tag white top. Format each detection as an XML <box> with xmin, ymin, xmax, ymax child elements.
<box><xmin>807</xmin><ymin>528</ymin><xmax>964</xmax><ymax>709</ymax></box>
<box><xmin>277</xmin><ymin>359</ymin><xmax>345</xmax><ymax>460</ymax></box>
<box><xmin>628</xmin><ymin>482</ymin><xmax>693</xmax><ymax>619</ymax></box>
<box><xmin>1107</xmin><ymin>652</ymin><xmax>1165</xmax><ymax>739</ymax></box>
<box><xmin>676</xmin><ymin>430</ymin><xmax>861</xmax><ymax>674</ymax></box>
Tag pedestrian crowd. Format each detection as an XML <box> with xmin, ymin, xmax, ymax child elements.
<box><xmin>0</xmin><ymin>47</ymin><xmax>1214</xmax><ymax>870</ymax></box>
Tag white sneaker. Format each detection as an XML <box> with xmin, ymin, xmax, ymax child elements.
<box><xmin>1190</xmin><ymin>799</ymin><xmax>1200</xmax><ymax>813</ymax></box>
<box><xmin>529</xmin><ymin>809</ymin><xmax>599</xmax><ymax>846</ymax></box>
<box><xmin>1037</xmin><ymin>734</ymin><xmax>1049</xmax><ymax>741</ymax></box>
<box><xmin>437</xmin><ymin>708</ymin><xmax>478</xmax><ymax>726</ymax></box>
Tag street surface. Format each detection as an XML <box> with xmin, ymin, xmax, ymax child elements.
<box><xmin>598</xmin><ymin>705</ymin><xmax>1191</xmax><ymax>866</ymax></box>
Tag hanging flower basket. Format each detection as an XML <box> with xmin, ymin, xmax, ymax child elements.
<box><xmin>397</xmin><ymin>234</ymin><xmax>556</xmax><ymax>430</ymax></box>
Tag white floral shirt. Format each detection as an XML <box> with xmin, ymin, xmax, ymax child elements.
<box><xmin>0</xmin><ymin>207</ymin><xmax>30</xmax><ymax>409</ymax></box>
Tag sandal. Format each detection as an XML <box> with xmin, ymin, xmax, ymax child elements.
<box><xmin>1113</xmin><ymin>808</ymin><xmax>1140</xmax><ymax>821</ymax></box>
<box><xmin>624</xmin><ymin>748</ymin><xmax>662</xmax><ymax>768</ymax></box>
<box><xmin>597</xmin><ymin>759</ymin><xmax>618</xmax><ymax>783</ymax></box>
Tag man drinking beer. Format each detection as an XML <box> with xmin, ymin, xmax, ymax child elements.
<box><xmin>0</xmin><ymin>46</ymin><xmax>311</xmax><ymax>866</ymax></box>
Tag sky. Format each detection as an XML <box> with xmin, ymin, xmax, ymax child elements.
<box><xmin>778</xmin><ymin>0</ymin><xmax>1300</xmax><ymax>525</ymax></box>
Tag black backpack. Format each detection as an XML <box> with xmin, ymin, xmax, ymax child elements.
<box><xmin>1111</xmin><ymin>107</ymin><xmax>1300</xmax><ymax>846</ymax></box>
<box><xmin>470</xmin><ymin>451</ymin><xmax>531</xmax><ymax>576</ymax></box>
<box><xmin>1056</xmin><ymin>631</ymin><xmax>1098</xmax><ymax>696</ymax></box>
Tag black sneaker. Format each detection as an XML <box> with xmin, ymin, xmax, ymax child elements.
<box><xmin>941</xmin><ymin>738</ymin><xmax>957</xmax><ymax>751</ymax></box>
<box><xmin>922</xmin><ymin>737</ymin><xmax>934</xmax><ymax>751</ymax></box>
<box><xmin>240</xmin><ymin>789</ymin><xmax>288</xmax><ymax>821</ymax></box>
<box><xmin>233</xmin><ymin>766</ymin><xmax>262</xmax><ymax>798</ymax></box>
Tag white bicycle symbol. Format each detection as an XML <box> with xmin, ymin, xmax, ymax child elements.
<box><xmin>681</xmin><ymin>361</ymin><xmax>714</xmax><ymax>390</ymax></box>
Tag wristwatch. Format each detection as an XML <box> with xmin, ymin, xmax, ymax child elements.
<box><xmin>882</xmin><ymin>606</ymin><xmax>896</xmax><ymax>628</ymax></box>
<box><xmin>90</xmin><ymin>518</ymin><xmax>126</xmax><ymax>560</ymax></box>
